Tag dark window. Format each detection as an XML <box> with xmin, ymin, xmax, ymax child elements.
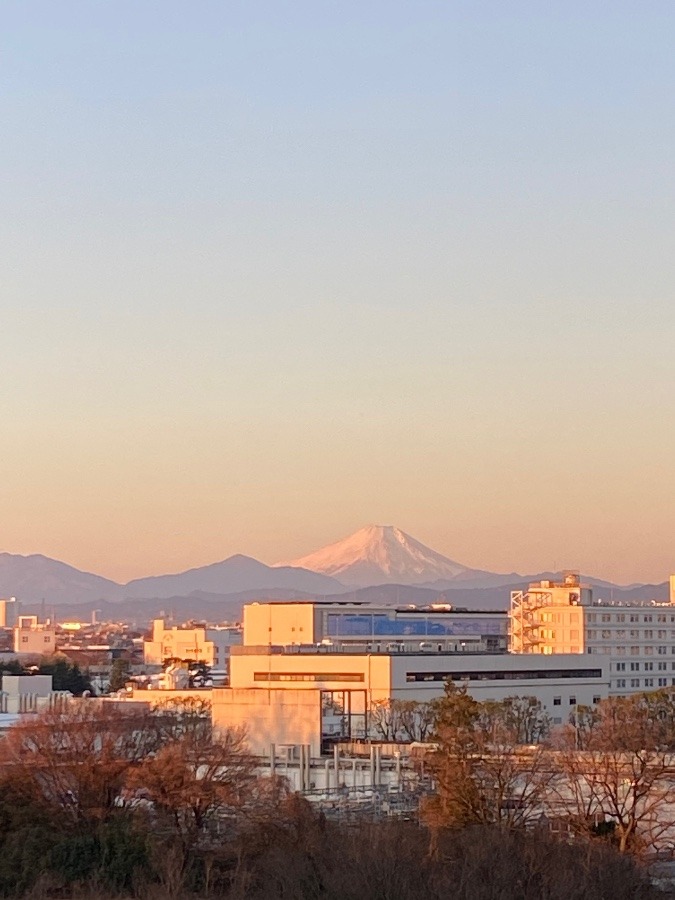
<box><xmin>253</xmin><ymin>672</ymin><xmax>364</xmax><ymax>683</ymax></box>
<box><xmin>553</xmin><ymin>697</ymin><xmax>561</xmax><ymax>706</ymax></box>
<box><xmin>405</xmin><ymin>668</ymin><xmax>603</xmax><ymax>683</ymax></box>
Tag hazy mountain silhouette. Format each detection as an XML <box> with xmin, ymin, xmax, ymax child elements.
<box><xmin>0</xmin><ymin>552</ymin><xmax>342</xmax><ymax>606</ymax></box>
<box><xmin>0</xmin><ymin>553</ymin><xmax>123</xmax><ymax>606</ymax></box>
<box><xmin>123</xmin><ymin>555</ymin><xmax>342</xmax><ymax>600</ymax></box>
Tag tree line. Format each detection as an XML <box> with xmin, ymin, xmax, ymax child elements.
<box><xmin>0</xmin><ymin>688</ymin><xmax>665</xmax><ymax>898</ymax></box>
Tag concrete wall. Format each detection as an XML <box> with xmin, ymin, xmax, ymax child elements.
<box><xmin>230</xmin><ymin>650</ymin><xmax>392</xmax><ymax>703</ymax></box>
<box><xmin>212</xmin><ymin>687</ymin><xmax>324</xmax><ymax>756</ymax></box>
<box><xmin>243</xmin><ymin>603</ymin><xmax>316</xmax><ymax>646</ymax></box>
<box><xmin>13</xmin><ymin>626</ymin><xmax>56</xmax><ymax>655</ymax></box>
<box><xmin>388</xmin><ymin>654</ymin><xmax>609</xmax><ymax>724</ymax></box>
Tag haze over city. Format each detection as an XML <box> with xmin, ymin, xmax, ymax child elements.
<box><xmin>2</xmin><ymin>3</ymin><xmax>674</xmax><ymax>585</ymax></box>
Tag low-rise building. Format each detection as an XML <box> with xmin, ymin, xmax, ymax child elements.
<box><xmin>143</xmin><ymin>618</ymin><xmax>241</xmax><ymax>677</ymax></box>
<box><xmin>13</xmin><ymin>615</ymin><xmax>56</xmax><ymax>655</ymax></box>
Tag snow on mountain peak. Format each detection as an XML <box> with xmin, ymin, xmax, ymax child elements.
<box><xmin>275</xmin><ymin>525</ymin><xmax>478</xmax><ymax>586</ymax></box>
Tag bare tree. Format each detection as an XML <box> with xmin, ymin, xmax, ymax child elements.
<box><xmin>552</xmin><ymin>693</ymin><xmax>675</xmax><ymax>854</ymax></box>
<box><xmin>422</xmin><ymin>683</ymin><xmax>554</xmax><ymax>856</ymax></box>
<box><xmin>0</xmin><ymin>701</ymin><xmax>161</xmax><ymax>824</ymax></box>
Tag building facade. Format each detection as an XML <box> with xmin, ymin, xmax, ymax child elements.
<box><xmin>510</xmin><ymin>573</ymin><xmax>675</xmax><ymax>696</ymax></box>
<box><xmin>210</xmin><ymin>599</ymin><xmax>611</xmax><ymax>755</ymax></box>
<box><xmin>143</xmin><ymin>619</ymin><xmax>241</xmax><ymax>675</ymax></box>
<box><xmin>244</xmin><ymin>601</ymin><xmax>508</xmax><ymax>653</ymax></box>
<box><xmin>13</xmin><ymin>615</ymin><xmax>56</xmax><ymax>655</ymax></box>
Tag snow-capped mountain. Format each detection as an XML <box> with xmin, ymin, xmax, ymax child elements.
<box><xmin>275</xmin><ymin>525</ymin><xmax>489</xmax><ymax>587</ymax></box>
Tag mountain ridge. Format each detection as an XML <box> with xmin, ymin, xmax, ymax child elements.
<box><xmin>276</xmin><ymin>524</ymin><xmax>493</xmax><ymax>586</ymax></box>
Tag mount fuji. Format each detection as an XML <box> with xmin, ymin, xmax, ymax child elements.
<box><xmin>275</xmin><ymin>524</ymin><xmax>509</xmax><ymax>587</ymax></box>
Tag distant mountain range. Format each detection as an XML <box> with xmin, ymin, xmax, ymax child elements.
<box><xmin>0</xmin><ymin>526</ymin><xmax>668</xmax><ymax>624</ymax></box>
<box><xmin>0</xmin><ymin>552</ymin><xmax>341</xmax><ymax>607</ymax></box>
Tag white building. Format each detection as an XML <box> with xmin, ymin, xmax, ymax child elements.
<box><xmin>510</xmin><ymin>573</ymin><xmax>675</xmax><ymax>696</ymax></box>
<box><xmin>143</xmin><ymin>619</ymin><xmax>241</xmax><ymax>676</ymax></box>
<box><xmin>211</xmin><ymin>600</ymin><xmax>610</xmax><ymax>756</ymax></box>
<box><xmin>13</xmin><ymin>615</ymin><xmax>56</xmax><ymax>655</ymax></box>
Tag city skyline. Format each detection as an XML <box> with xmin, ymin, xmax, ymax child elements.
<box><xmin>2</xmin><ymin>3</ymin><xmax>674</xmax><ymax>585</ymax></box>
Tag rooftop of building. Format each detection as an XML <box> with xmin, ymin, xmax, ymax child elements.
<box><xmin>248</xmin><ymin>600</ymin><xmax>507</xmax><ymax>615</ymax></box>
<box><xmin>233</xmin><ymin>643</ymin><xmax>505</xmax><ymax>657</ymax></box>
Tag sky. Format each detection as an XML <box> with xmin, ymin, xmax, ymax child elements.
<box><xmin>1</xmin><ymin>2</ymin><xmax>674</xmax><ymax>585</ymax></box>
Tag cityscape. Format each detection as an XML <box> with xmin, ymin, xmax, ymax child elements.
<box><xmin>3</xmin><ymin>2</ymin><xmax>675</xmax><ymax>898</ymax></box>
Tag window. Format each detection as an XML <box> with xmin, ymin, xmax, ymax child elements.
<box><xmin>569</xmin><ymin>696</ymin><xmax>577</xmax><ymax>705</ymax></box>
<box><xmin>587</xmin><ymin>614</ymin><xmax>597</xmax><ymax>624</ymax></box>
<box><xmin>631</xmin><ymin>646</ymin><xmax>640</xmax><ymax>656</ymax></box>
<box><xmin>601</xmin><ymin>614</ymin><xmax>611</xmax><ymax>623</ymax></box>
<box><xmin>615</xmin><ymin>646</ymin><xmax>626</xmax><ymax>655</ymax></box>
<box><xmin>553</xmin><ymin>697</ymin><xmax>561</xmax><ymax>706</ymax></box>
<box><xmin>615</xmin><ymin>662</ymin><xmax>626</xmax><ymax>672</ymax></box>
<box><xmin>631</xmin><ymin>678</ymin><xmax>640</xmax><ymax>688</ymax></box>
<box><xmin>44</xmin><ymin>636</ymin><xmax>50</xmax><ymax>643</ymax></box>
<box><xmin>592</xmin><ymin>695</ymin><xmax>601</xmax><ymax>704</ymax></box>
<box><xmin>570</xmin><ymin>629</ymin><xmax>579</xmax><ymax>640</ymax></box>
<box><xmin>658</xmin><ymin>662</ymin><xmax>667</xmax><ymax>671</ymax></box>
<box><xmin>553</xmin><ymin>717</ymin><xmax>562</xmax><ymax>725</ymax></box>
<box><xmin>630</xmin><ymin>662</ymin><xmax>640</xmax><ymax>671</ymax></box>
<box><xmin>404</xmin><ymin>668</ymin><xmax>603</xmax><ymax>683</ymax></box>
<box><xmin>601</xmin><ymin>630</ymin><xmax>611</xmax><ymax>639</ymax></box>
<box><xmin>21</xmin><ymin>636</ymin><xmax>28</xmax><ymax>643</ymax></box>
<box><xmin>658</xmin><ymin>646</ymin><xmax>668</xmax><ymax>655</ymax></box>
<box><xmin>617</xmin><ymin>679</ymin><xmax>626</xmax><ymax>688</ymax></box>
<box><xmin>645</xmin><ymin>678</ymin><xmax>654</xmax><ymax>687</ymax></box>
<box><xmin>630</xmin><ymin>615</ymin><xmax>639</xmax><ymax>623</ymax></box>
<box><xmin>644</xmin><ymin>615</ymin><xmax>653</xmax><ymax>623</ymax></box>
<box><xmin>645</xmin><ymin>647</ymin><xmax>654</xmax><ymax>656</ymax></box>
<box><xmin>630</xmin><ymin>630</ymin><xmax>639</xmax><ymax>638</ymax></box>
<box><xmin>658</xmin><ymin>630</ymin><xmax>667</xmax><ymax>639</ymax></box>
<box><xmin>644</xmin><ymin>630</ymin><xmax>653</xmax><ymax>639</ymax></box>
<box><xmin>644</xmin><ymin>662</ymin><xmax>654</xmax><ymax>671</ymax></box>
<box><xmin>617</xmin><ymin>614</ymin><xmax>626</xmax><ymax>623</ymax></box>
<box><xmin>587</xmin><ymin>629</ymin><xmax>597</xmax><ymax>639</ymax></box>
<box><xmin>253</xmin><ymin>672</ymin><xmax>365</xmax><ymax>683</ymax></box>
<box><xmin>658</xmin><ymin>615</ymin><xmax>666</xmax><ymax>624</ymax></box>
<box><xmin>615</xmin><ymin>630</ymin><xmax>626</xmax><ymax>638</ymax></box>
<box><xmin>659</xmin><ymin>678</ymin><xmax>668</xmax><ymax>687</ymax></box>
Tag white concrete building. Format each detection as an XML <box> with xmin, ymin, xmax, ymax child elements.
<box><xmin>13</xmin><ymin>615</ymin><xmax>56</xmax><ymax>655</ymax></box>
<box><xmin>143</xmin><ymin>619</ymin><xmax>241</xmax><ymax>675</ymax></box>
<box><xmin>211</xmin><ymin>600</ymin><xmax>610</xmax><ymax>756</ymax></box>
<box><xmin>510</xmin><ymin>573</ymin><xmax>675</xmax><ymax>696</ymax></box>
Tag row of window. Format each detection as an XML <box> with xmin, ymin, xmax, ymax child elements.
<box><xmin>405</xmin><ymin>668</ymin><xmax>603</xmax><ymax>683</ymax></box>
<box><xmin>587</xmin><ymin>629</ymin><xmax>674</xmax><ymax>640</ymax></box>
<box><xmin>587</xmin><ymin>613</ymin><xmax>675</xmax><ymax>624</ymax></box>
<box><xmin>614</xmin><ymin>677</ymin><xmax>672</xmax><ymax>689</ymax></box>
<box><xmin>253</xmin><ymin>672</ymin><xmax>365</xmax><ymax>682</ymax></box>
<box><xmin>615</xmin><ymin>661</ymin><xmax>673</xmax><ymax>672</ymax></box>
<box><xmin>587</xmin><ymin>645</ymin><xmax>673</xmax><ymax>656</ymax></box>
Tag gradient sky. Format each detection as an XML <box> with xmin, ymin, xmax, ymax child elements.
<box><xmin>1</xmin><ymin>2</ymin><xmax>674</xmax><ymax>585</ymax></box>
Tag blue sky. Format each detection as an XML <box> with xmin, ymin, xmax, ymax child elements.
<box><xmin>1</xmin><ymin>2</ymin><xmax>674</xmax><ymax>582</ymax></box>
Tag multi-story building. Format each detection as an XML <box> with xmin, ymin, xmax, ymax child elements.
<box><xmin>510</xmin><ymin>573</ymin><xmax>675</xmax><ymax>696</ymax></box>
<box><xmin>211</xmin><ymin>600</ymin><xmax>610</xmax><ymax>755</ymax></box>
<box><xmin>244</xmin><ymin>600</ymin><xmax>508</xmax><ymax>653</ymax></box>
<box><xmin>143</xmin><ymin>619</ymin><xmax>241</xmax><ymax>677</ymax></box>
